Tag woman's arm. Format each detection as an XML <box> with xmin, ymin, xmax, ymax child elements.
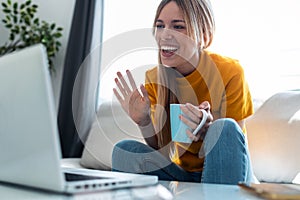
<box><xmin>113</xmin><ymin>70</ymin><xmax>159</xmax><ymax>149</ymax></box>
<box><xmin>138</xmin><ymin>114</ymin><xmax>159</xmax><ymax>150</ymax></box>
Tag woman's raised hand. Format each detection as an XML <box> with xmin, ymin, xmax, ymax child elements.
<box><xmin>113</xmin><ymin>70</ymin><xmax>151</xmax><ymax>126</ymax></box>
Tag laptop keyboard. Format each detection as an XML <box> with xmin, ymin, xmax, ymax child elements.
<box><xmin>64</xmin><ymin>173</ymin><xmax>111</xmax><ymax>182</ymax></box>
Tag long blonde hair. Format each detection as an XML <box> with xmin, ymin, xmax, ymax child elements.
<box><xmin>152</xmin><ymin>0</ymin><xmax>215</xmax><ymax>148</ymax></box>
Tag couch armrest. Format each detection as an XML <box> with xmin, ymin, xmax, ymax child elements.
<box><xmin>247</xmin><ymin>90</ymin><xmax>300</xmax><ymax>183</ymax></box>
<box><xmin>293</xmin><ymin>173</ymin><xmax>300</xmax><ymax>184</ymax></box>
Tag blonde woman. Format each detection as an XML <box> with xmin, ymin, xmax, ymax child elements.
<box><xmin>112</xmin><ymin>0</ymin><xmax>255</xmax><ymax>184</ymax></box>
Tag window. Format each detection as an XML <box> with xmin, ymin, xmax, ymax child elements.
<box><xmin>210</xmin><ymin>0</ymin><xmax>300</xmax><ymax>100</ymax></box>
<box><xmin>97</xmin><ymin>0</ymin><xmax>300</xmax><ymax>104</ymax></box>
<box><xmin>98</xmin><ymin>0</ymin><xmax>161</xmax><ymax>103</ymax></box>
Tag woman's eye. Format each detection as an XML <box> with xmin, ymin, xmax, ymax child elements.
<box><xmin>174</xmin><ymin>25</ymin><xmax>185</xmax><ymax>30</ymax></box>
<box><xmin>156</xmin><ymin>24</ymin><xmax>164</xmax><ymax>29</ymax></box>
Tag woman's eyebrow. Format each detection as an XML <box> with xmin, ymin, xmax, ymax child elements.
<box><xmin>172</xmin><ymin>19</ymin><xmax>185</xmax><ymax>23</ymax></box>
<box><xmin>155</xmin><ymin>19</ymin><xmax>185</xmax><ymax>23</ymax></box>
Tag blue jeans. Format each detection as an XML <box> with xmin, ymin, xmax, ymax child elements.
<box><xmin>112</xmin><ymin>118</ymin><xmax>255</xmax><ymax>184</ymax></box>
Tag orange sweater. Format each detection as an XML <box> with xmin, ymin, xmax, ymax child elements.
<box><xmin>145</xmin><ymin>50</ymin><xmax>253</xmax><ymax>172</ymax></box>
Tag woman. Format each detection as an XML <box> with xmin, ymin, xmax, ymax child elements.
<box><xmin>112</xmin><ymin>0</ymin><xmax>255</xmax><ymax>184</ymax></box>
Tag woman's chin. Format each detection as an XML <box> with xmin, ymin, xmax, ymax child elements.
<box><xmin>161</xmin><ymin>60</ymin><xmax>176</xmax><ymax>68</ymax></box>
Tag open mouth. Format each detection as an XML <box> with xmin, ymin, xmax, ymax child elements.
<box><xmin>161</xmin><ymin>46</ymin><xmax>178</xmax><ymax>57</ymax></box>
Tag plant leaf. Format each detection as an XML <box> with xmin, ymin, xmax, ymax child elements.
<box><xmin>13</xmin><ymin>2</ymin><xmax>17</xmax><ymax>10</ymax></box>
<box><xmin>50</xmin><ymin>23</ymin><xmax>55</xmax><ymax>30</ymax></box>
<box><xmin>9</xmin><ymin>33</ymin><xmax>15</xmax><ymax>40</ymax></box>
<box><xmin>5</xmin><ymin>23</ymin><xmax>12</xmax><ymax>28</ymax></box>
<box><xmin>1</xmin><ymin>0</ymin><xmax>63</xmax><ymax>72</ymax></box>
<box><xmin>1</xmin><ymin>2</ymin><xmax>7</xmax><ymax>8</ymax></box>
<box><xmin>53</xmin><ymin>32</ymin><xmax>62</xmax><ymax>38</ymax></box>
<box><xmin>33</xmin><ymin>18</ymin><xmax>39</xmax><ymax>24</ymax></box>
<box><xmin>25</xmin><ymin>0</ymin><xmax>31</xmax><ymax>6</ymax></box>
<box><xmin>3</xmin><ymin>8</ymin><xmax>11</xmax><ymax>13</ymax></box>
<box><xmin>20</xmin><ymin>3</ymin><xmax>25</xmax><ymax>10</ymax></box>
<box><xmin>24</xmin><ymin>16</ymin><xmax>30</xmax><ymax>25</ymax></box>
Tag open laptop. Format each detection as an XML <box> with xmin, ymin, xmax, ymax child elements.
<box><xmin>0</xmin><ymin>44</ymin><xmax>158</xmax><ymax>194</ymax></box>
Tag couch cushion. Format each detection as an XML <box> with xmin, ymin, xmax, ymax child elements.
<box><xmin>80</xmin><ymin>101</ymin><xmax>145</xmax><ymax>170</ymax></box>
<box><xmin>61</xmin><ymin>158</ymin><xmax>84</xmax><ymax>169</ymax></box>
<box><xmin>247</xmin><ymin>90</ymin><xmax>300</xmax><ymax>183</ymax></box>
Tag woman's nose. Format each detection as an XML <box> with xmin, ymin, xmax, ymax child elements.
<box><xmin>160</xmin><ymin>28</ymin><xmax>174</xmax><ymax>40</ymax></box>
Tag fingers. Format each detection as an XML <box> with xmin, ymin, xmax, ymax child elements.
<box><xmin>179</xmin><ymin>112</ymin><xmax>198</xmax><ymax>131</ymax></box>
<box><xmin>114</xmin><ymin>77</ymin><xmax>127</xmax><ymax>98</ymax></box>
<box><xmin>117</xmin><ymin>71</ymin><xmax>132</xmax><ymax>95</ymax></box>
<box><xmin>116</xmin><ymin>70</ymin><xmax>137</xmax><ymax>92</ymax></box>
<box><xmin>185</xmin><ymin>124</ymin><xmax>210</xmax><ymax>142</ymax></box>
<box><xmin>114</xmin><ymin>70</ymin><xmax>138</xmax><ymax>99</ymax></box>
<box><xmin>126</xmin><ymin>70</ymin><xmax>137</xmax><ymax>90</ymax></box>
<box><xmin>113</xmin><ymin>87</ymin><xmax>124</xmax><ymax>103</ymax></box>
<box><xmin>180</xmin><ymin>102</ymin><xmax>213</xmax><ymax>142</ymax></box>
<box><xmin>185</xmin><ymin>129</ymin><xmax>200</xmax><ymax>142</ymax></box>
<box><xmin>199</xmin><ymin>101</ymin><xmax>213</xmax><ymax>122</ymax></box>
<box><xmin>113</xmin><ymin>70</ymin><xmax>150</xmax><ymax>113</ymax></box>
<box><xmin>140</xmin><ymin>84</ymin><xmax>150</xmax><ymax>104</ymax></box>
<box><xmin>181</xmin><ymin>103</ymin><xmax>205</xmax><ymax>125</ymax></box>
<box><xmin>199</xmin><ymin>101</ymin><xmax>210</xmax><ymax>111</ymax></box>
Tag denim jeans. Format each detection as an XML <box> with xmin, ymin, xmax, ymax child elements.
<box><xmin>112</xmin><ymin>118</ymin><xmax>255</xmax><ymax>184</ymax></box>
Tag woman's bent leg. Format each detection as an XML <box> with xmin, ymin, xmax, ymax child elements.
<box><xmin>201</xmin><ymin>118</ymin><xmax>255</xmax><ymax>184</ymax></box>
<box><xmin>112</xmin><ymin>140</ymin><xmax>195</xmax><ymax>182</ymax></box>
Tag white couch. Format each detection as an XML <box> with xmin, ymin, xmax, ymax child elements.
<box><xmin>74</xmin><ymin>90</ymin><xmax>300</xmax><ymax>184</ymax></box>
<box><xmin>247</xmin><ymin>90</ymin><xmax>300</xmax><ymax>183</ymax></box>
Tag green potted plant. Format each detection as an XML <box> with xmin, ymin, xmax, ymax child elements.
<box><xmin>0</xmin><ymin>0</ymin><xmax>63</xmax><ymax>73</ymax></box>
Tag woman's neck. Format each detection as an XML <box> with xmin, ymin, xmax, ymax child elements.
<box><xmin>174</xmin><ymin>51</ymin><xmax>201</xmax><ymax>76</ymax></box>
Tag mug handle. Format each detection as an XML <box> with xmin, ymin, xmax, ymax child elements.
<box><xmin>192</xmin><ymin>109</ymin><xmax>208</xmax><ymax>135</ymax></box>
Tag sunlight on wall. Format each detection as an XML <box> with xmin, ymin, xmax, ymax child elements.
<box><xmin>99</xmin><ymin>0</ymin><xmax>300</xmax><ymax>102</ymax></box>
<box><xmin>210</xmin><ymin>0</ymin><xmax>300</xmax><ymax>99</ymax></box>
<box><xmin>98</xmin><ymin>0</ymin><xmax>160</xmax><ymax>102</ymax></box>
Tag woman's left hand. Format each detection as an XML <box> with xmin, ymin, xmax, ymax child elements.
<box><xmin>180</xmin><ymin>101</ymin><xmax>213</xmax><ymax>142</ymax></box>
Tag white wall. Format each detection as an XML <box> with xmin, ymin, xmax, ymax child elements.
<box><xmin>0</xmin><ymin>0</ymin><xmax>76</xmax><ymax>110</ymax></box>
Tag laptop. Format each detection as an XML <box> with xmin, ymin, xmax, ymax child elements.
<box><xmin>0</xmin><ymin>44</ymin><xmax>158</xmax><ymax>194</ymax></box>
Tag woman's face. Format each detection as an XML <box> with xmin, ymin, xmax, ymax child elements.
<box><xmin>154</xmin><ymin>1</ymin><xmax>199</xmax><ymax>75</ymax></box>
